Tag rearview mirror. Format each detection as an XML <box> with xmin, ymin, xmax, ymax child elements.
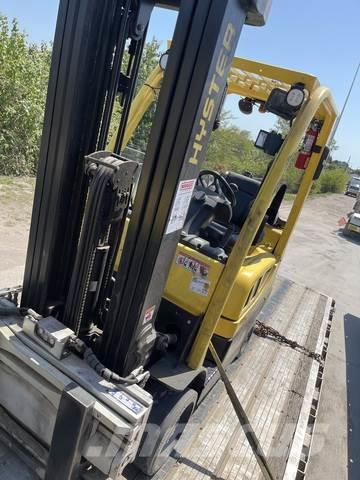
<box><xmin>255</xmin><ymin>130</ymin><xmax>283</xmax><ymax>156</ymax></box>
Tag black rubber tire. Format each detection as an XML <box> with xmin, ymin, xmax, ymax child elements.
<box><xmin>135</xmin><ymin>387</ymin><xmax>198</xmax><ymax>476</ymax></box>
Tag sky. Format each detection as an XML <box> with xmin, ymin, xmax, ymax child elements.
<box><xmin>1</xmin><ymin>0</ymin><xmax>359</xmax><ymax>167</ymax></box>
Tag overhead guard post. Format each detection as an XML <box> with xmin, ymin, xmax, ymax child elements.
<box><xmin>188</xmin><ymin>86</ymin><xmax>337</xmax><ymax>369</ymax></box>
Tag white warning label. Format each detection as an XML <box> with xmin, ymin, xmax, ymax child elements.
<box><xmin>143</xmin><ymin>305</ymin><xmax>156</xmax><ymax>325</ymax></box>
<box><xmin>108</xmin><ymin>389</ymin><xmax>144</xmax><ymax>414</ymax></box>
<box><xmin>166</xmin><ymin>178</ymin><xmax>196</xmax><ymax>234</ymax></box>
<box><xmin>190</xmin><ymin>277</ymin><xmax>211</xmax><ymax>297</ymax></box>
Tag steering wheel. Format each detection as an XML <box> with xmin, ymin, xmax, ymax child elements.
<box><xmin>197</xmin><ymin>169</ymin><xmax>237</xmax><ymax>207</ymax></box>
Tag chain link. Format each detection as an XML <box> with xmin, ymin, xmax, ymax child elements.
<box><xmin>254</xmin><ymin>320</ymin><xmax>323</xmax><ymax>364</ymax></box>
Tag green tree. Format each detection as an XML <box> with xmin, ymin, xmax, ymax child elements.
<box><xmin>205</xmin><ymin>117</ymin><xmax>271</xmax><ymax>177</ymax></box>
<box><xmin>107</xmin><ymin>39</ymin><xmax>162</xmax><ymax>153</ymax></box>
<box><xmin>274</xmin><ymin>117</ymin><xmax>290</xmax><ymax>136</ymax></box>
<box><xmin>130</xmin><ymin>39</ymin><xmax>162</xmax><ymax>152</ymax></box>
<box><xmin>0</xmin><ymin>15</ymin><xmax>51</xmax><ymax>175</ymax></box>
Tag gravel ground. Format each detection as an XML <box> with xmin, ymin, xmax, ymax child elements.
<box><xmin>0</xmin><ymin>180</ymin><xmax>359</xmax><ymax>479</ymax></box>
<box><xmin>278</xmin><ymin>193</ymin><xmax>360</xmax><ymax>480</ymax></box>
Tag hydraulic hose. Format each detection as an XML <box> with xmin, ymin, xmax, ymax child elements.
<box><xmin>83</xmin><ymin>347</ymin><xmax>139</xmax><ymax>385</ymax></box>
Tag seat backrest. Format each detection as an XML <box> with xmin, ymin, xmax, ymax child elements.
<box><xmin>224</xmin><ymin>172</ymin><xmax>260</xmax><ymax>227</ymax></box>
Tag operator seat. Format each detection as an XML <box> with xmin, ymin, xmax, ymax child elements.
<box><xmin>203</xmin><ymin>172</ymin><xmax>287</xmax><ymax>251</ymax></box>
<box><xmin>182</xmin><ymin>189</ymin><xmax>232</xmax><ymax>236</ymax></box>
<box><xmin>224</xmin><ymin>172</ymin><xmax>260</xmax><ymax>228</ymax></box>
<box><xmin>225</xmin><ymin>172</ymin><xmax>286</xmax><ymax>224</ymax></box>
<box><xmin>181</xmin><ymin>185</ymin><xmax>232</xmax><ymax>261</ymax></box>
<box><xmin>192</xmin><ymin>172</ymin><xmax>263</xmax><ymax>255</ymax></box>
<box><xmin>266</xmin><ymin>183</ymin><xmax>287</xmax><ymax>225</ymax></box>
<box><xmin>181</xmin><ymin>172</ymin><xmax>287</xmax><ymax>260</ymax></box>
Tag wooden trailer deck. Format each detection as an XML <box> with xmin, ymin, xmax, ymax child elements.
<box><xmin>124</xmin><ymin>276</ymin><xmax>333</xmax><ymax>480</ymax></box>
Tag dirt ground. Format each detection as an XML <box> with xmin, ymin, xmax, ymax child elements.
<box><xmin>0</xmin><ymin>179</ymin><xmax>359</xmax><ymax>478</ymax></box>
<box><xmin>0</xmin><ymin>177</ymin><xmax>35</xmax><ymax>287</ymax></box>
<box><xmin>1</xmin><ymin>179</ymin><xmax>356</xmax><ymax>295</ymax></box>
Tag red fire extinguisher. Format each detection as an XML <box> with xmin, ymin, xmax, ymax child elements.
<box><xmin>295</xmin><ymin>121</ymin><xmax>320</xmax><ymax>170</ymax></box>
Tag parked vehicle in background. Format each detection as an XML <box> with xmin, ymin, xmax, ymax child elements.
<box><xmin>345</xmin><ymin>176</ymin><xmax>360</xmax><ymax>197</ymax></box>
<box><xmin>343</xmin><ymin>192</ymin><xmax>360</xmax><ymax>238</ymax></box>
<box><xmin>344</xmin><ymin>213</ymin><xmax>360</xmax><ymax>237</ymax></box>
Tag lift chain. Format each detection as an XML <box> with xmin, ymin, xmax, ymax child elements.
<box><xmin>254</xmin><ymin>320</ymin><xmax>323</xmax><ymax>364</ymax></box>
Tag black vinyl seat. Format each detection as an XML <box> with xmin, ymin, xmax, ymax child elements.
<box><xmin>224</xmin><ymin>172</ymin><xmax>260</xmax><ymax>228</ymax></box>
<box><xmin>224</xmin><ymin>171</ymin><xmax>287</xmax><ymax>228</ymax></box>
<box><xmin>266</xmin><ymin>183</ymin><xmax>287</xmax><ymax>225</ymax></box>
<box><xmin>202</xmin><ymin>172</ymin><xmax>264</xmax><ymax>250</ymax></box>
<box><xmin>202</xmin><ymin>172</ymin><xmax>287</xmax><ymax>251</ymax></box>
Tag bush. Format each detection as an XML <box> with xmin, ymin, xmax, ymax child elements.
<box><xmin>0</xmin><ymin>15</ymin><xmax>51</xmax><ymax>176</ymax></box>
<box><xmin>282</xmin><ymin>159</ymin><xmax>302</xmax><ymax>193</ymax></box>
<box><xmin>318</xmin><ymin>168</ymin><xmax>349</xmax><ymax>193</ymax></box>
<box><xmin>280</xmin><ymin>154</ymin><xmax>348</xmax><ymax>195</ymax></box>
<box><xmin>205</xmin><ymin>123</ymin><xmax>271</xmax><ymax>177</ymax></box>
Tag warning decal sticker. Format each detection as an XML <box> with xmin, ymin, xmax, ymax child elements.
<box><xmin>143</xmin><ymin>305</ymin><xmax>156</xmax><ymax>325</ymax></box>
<box><xmin>190</xmin><ymin>277</ymin><xmax>211</xmax><ymax>297</ymax></box>
<box><xmin>166</xmin><ymin>178</ymin><xmax>196</xmax><ymax>234</ymax></box>
<box><xmin>176</xmin><ymin>253</ymin><xmax>209</xmax><ymax>277</ymax></box>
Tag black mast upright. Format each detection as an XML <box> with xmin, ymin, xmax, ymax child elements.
<box><xmin>21</xmin><ymin>0</ymin><xmax>151</xmax><ymax>315</ymax></box>
<box><xmin>101</xmin><ymin>0</ymin><xmax>269</xmax><ymax>375</ymax></box>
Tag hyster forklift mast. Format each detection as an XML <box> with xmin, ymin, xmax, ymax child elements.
<box><xmin>22</xmin><ymin>0</ymin><xmax>150</xmax><ymax>313</ymax></box>
<box><xmin>100</xmin><ymin>1</ymin><xmax>252</xmax><ymax>375</ymax></box>
<box><xmin>22</xmin><ymin>0</ymin><xmax>271</xmax><ymax>374</ymax></box>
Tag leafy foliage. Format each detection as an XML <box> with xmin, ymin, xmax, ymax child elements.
<box><xmin>273</xmin><ymin>117</ymin><xmax>349</xmax><ymax>193</ymax></box>
<box><xmin>0</xmin><ymin>15</ymin><xmax>51</xmax><ymax>175</ymax></box>
<box><xmin>0</xmin><ymin>16</ymin><xmax>349</xmax><ymax>196</ymax></box>
<box><xmin>318</xmin><ymin>168</ymin><xmax>349</xmax><ymax>193</ymax></box>
<box><xmin>130</xmin><ymin>39</ymin><xmax>161</xmax><ymax>152</ymax></box>
<box><xmin>107</xmin><ymin>39</ymin><xmax>161</xmax><ymax>152</ymax></box>
<box><xmin>205</xmin><ymin>118</ymin><xmax>271</xmax><ymax>177</ymax></box>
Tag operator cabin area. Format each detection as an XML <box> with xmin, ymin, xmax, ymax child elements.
<box><xmin>142</xmin><ymin>57</ymin><xmax>337</xmax><ymax>373</ymax></box>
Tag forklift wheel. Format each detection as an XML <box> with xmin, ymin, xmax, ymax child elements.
<box><xmin>135</xmin><ymin>388</ymin><xmax>198</xmax><ymax>476</ymax></box>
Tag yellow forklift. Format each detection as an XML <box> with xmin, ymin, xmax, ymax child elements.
<box><xmin>110</xmin><ymin>56</ymin><xmax>338</xmax><ymax>381</ymax></box>
<box><xmin>0</xmin><ymin>1</ymin><xmax>337</xmax><ymax>479</ymax></box>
